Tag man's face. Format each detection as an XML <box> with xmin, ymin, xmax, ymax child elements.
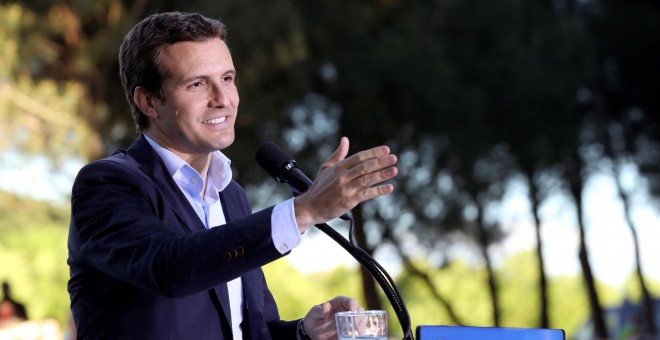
<box><xmin>145</xmin><ymin>38</ymin><xmax>239</xmax><ymax>157</ymax></box>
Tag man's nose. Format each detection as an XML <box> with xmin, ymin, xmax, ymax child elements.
<box><xmin>209</xmin><ymin>83</ymin><xmax>230</xmax><ymax>107</ymax></box>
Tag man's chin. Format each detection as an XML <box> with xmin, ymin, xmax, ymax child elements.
<box><xmin>214</xmin><ymin>135</ymin><xmax>235</xmax><ymax>151</ymax></box>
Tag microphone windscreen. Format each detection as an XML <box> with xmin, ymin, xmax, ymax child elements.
<box><xmin>255</xmin><ymin>142</ymin><xmax>295</xmax><ymax>180</ymax></box>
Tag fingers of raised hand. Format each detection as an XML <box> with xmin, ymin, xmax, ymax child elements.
<box><xmin>343</xmin><ymin>145</ymin><xmax>392</xmax><ymax>169</ymax></box>
<box><xmin>351</xmin><ymin>154</ymin><xmax>398</xmax><ymax>188</ymax></box>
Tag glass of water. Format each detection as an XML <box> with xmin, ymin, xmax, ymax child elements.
<box><xmin>335</xmin><ymin>310</ymin><xmax>388</xmax><ymax>339</ymax></box>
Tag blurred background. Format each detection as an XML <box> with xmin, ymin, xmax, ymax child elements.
<box><xmin>0</xmin><ymin>0</ymin><xmax>659</xmax><ymax>339</ymax></box>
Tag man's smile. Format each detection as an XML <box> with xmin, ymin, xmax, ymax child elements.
<box><xmin>202</xmin><ymin>116</ymin><xmax>227</xmax><ymax>124</ymax></box>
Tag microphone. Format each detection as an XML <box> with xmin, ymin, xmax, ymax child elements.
<box><xmin>255</xmin><ymin>142</ymin><xmax>350</xmax><ymax>220</ymax></box>
<box><xmin>255</xmin><ymin>142</ymin><xmax>313</xmax><ymax>196</ymax></box>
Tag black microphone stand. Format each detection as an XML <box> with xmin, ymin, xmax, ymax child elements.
<box><xmin>314</xmin><ymin>216</ymin><xmax>414</xmax><ymax>340</ymax></box>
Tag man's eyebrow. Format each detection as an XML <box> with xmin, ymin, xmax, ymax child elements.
<box><xmin>175</xmin><ymin>75</ymin><xmax>204</xmax><ymax>85</ymax></box>
<box><xmin>177</xmin><ymin>69</ymin><xmax>235</xmax><ymax>83</ymax></box>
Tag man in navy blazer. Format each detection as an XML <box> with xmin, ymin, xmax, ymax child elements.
<box><xmin>67</xmin><ymin>11</ymin><xmax>398</xmax><ymax>339</ymax></box>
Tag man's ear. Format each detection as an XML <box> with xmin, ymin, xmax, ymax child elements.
<box><xmin>134</xmin><ymin>86</ymin><xmax>159</xmax><ymax>119</ymax></box>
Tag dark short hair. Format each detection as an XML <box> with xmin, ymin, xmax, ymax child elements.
<box><xmin>119</xmin><ymin>12</ymin><xmax>228</xmax><ymax>131</ymax></box>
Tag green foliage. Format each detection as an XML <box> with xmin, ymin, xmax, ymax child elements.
<box><xmin>497</xmin><ymin>252</ymin><xmax>600</xmax><ymax>333</ymax></box>
<box><xmin>398</xmin><ymin>251</ymin><xmax>635</xmax><ymax>336</ymax></box>
<box><xmin>622</xmin><ymin>275</ymin><xmax>660</xmax><ymax>303</ymax></box>
<box><xmin>263</xmin><ymin>260</ymin><xmax>362</xmax><ymax>319</ymax></box>
<box><xmin>0</xmin><ymin>222</ymin><xmax>70</xmax><ymax>328</ymax></box>
<box><xmin>0</xmin><ymin>191</ymin><xmax>69</xmax><ymax>231</ymax></box>
<box><xmin>0</xmin><ymin>191</ymin><xmax>71</xmax><ymax>329</ymax></box>
<box><xmin>397</xmin><ymin>259</ymin><xmax>493</xmax><ymax>329</ymax></box>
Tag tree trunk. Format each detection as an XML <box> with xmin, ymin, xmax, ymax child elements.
<box><xmin>480</xmin><ymin>242</ymin><xmax>500</xmax><ymax>327</ymax></box>
<box><xmin>526</xmin><ymin>174</ymin><xmax>550</xmax><ymax>328</ymax></box>
<box><xmin>352</xmin><ymin>207</ymin><xmax>382</xmax><ymax>310</ymax></box>
<box><xmin>613</xmin><ymin>163</ymin><xmax>656</xmax><ymax>337</ymax></box>
<box><xmin>567</xmin><ymin>155</ymin><xmax>608</xmax><ymax>339</ymax></box>
<box><xmin>577</xmin><ymin>239</ymin><xmax>607</xmax><ymax>338</ymax></box>
<box><xmin>476</xmin><ymin>201</ymin><xmax>501</xmax><ymax>327</ymax></box>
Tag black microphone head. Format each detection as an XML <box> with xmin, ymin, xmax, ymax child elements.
<box><xmin>255</xmin><ymin>142</ymin><xmax>296</xmax><ymax>183</ymax></box>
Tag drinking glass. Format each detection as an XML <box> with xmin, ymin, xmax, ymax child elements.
<box><xmin>335</xmin><ymin>310</ymin><xmax>387</xmax><ymax>339</ymax></box>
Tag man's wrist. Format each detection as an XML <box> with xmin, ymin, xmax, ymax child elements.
<box><xmin>297</xmin><ymin>319</ymin><xmax>312</xmax><ymax>340</ymax></box>
<box><xmin>293</xmin><ymin>196</ymin><xmax>315</xmax><ymax>231</ymax></box>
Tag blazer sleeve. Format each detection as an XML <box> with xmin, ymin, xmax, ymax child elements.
<box><xmin>68</xmin><ymin>154</ymin><xmax>287</xmax><ymax>298</ymax></box>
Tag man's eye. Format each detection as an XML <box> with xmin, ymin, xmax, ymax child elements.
<box><xmin>187</xmin><ymin>80</ymin><xmax>208</xmax><ymax>90</ymax></box>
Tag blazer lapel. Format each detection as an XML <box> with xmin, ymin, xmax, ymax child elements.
<box><xmin>125</xmin><ymin>134</ymin><xmax>205</xmax><ymax>233</ymax></box>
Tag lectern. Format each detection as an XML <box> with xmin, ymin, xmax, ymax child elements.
<box><xmin>416</xmin><ymin>325</ymin><xmax>565</xmax><ymax>340</ymax></box>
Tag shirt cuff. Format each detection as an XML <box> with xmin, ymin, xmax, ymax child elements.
<box><xmin>271</xmin><ymin>198</ymin><xmax>303</xmax><ymax>254</ymax></box>
<box><xmin>297</xmin><ymin>319</ymin><xmax>312</xmax><ymax>340</ymax></box>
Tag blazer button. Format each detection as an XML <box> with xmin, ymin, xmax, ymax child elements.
<box><xmin>223</xmin><ymin>251</ymin><xmax>232</xmax><ymax>261</ymax></box>
<box><xmin>236</xmin><ymin>247</ymin><xmax>244</xmax><ymax>257</ymax></box>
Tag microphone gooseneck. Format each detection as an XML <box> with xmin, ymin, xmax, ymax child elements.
<box><xmin>255</xmin><ymin>142</ymin><xmax>414</xmax><ymax>340</ymax></box>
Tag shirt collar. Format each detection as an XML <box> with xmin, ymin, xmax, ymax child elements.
<box><xmin>143</xmin><ymin>134</ymin><xmax>233</xmax><ymax>193</ymax></box>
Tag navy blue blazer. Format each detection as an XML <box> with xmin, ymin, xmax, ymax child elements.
<box><xmin>67</xmin><ymin>134</ymin><xmax>299</xmax><ymax>339</ymax></box>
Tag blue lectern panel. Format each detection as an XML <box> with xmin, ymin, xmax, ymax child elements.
<box><xmin>416</xmin><ymin>325</ymin><xmax>565</xmax><ymax>340</ymax></box>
